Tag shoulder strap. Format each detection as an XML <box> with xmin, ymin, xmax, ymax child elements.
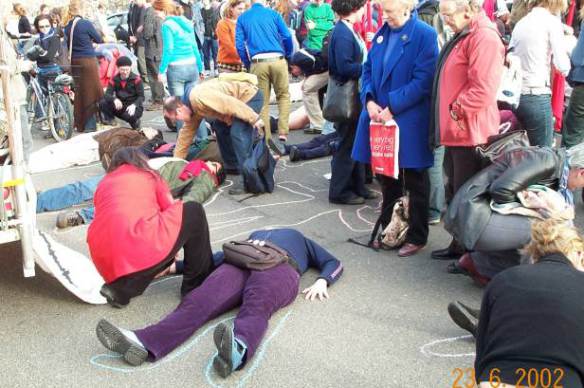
<box><xmin>69</xmin><ymin>17</ymin><xmax>81</xmax><ymax>62</ymax></box>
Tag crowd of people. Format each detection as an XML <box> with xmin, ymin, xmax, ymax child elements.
<box><xmin>3</xmin><ymin>0</ymin><xmax>584</xmax><ymax>383</ymax></box>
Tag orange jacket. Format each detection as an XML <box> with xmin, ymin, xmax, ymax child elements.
<box><xmin>216</xmin><ymin>19</ymin><xmax>242</xmax><ymax>65</ymax></box>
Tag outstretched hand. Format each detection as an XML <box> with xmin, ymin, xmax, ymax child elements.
<box><xmin>302</xmin><ymin>278</ymin><xmax>329</xmax><ymax>301</ymax></box>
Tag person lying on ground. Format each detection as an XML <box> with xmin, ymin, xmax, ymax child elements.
<box><xmin>267</xmin><ymin>131</ymin><xmax>339</xmax><ymax>162</ymax></box>
<box><xmin>87</xmin><ymin>147</ymin><xmax>218</xmax><ymax>307</ymax></box>
<box><xmin>443</xmin><ymin>143</ymin><xmax>584</xmax><ymax>285</ymax></box>
<box><xmin>459</xmin><ymin>219</ymin><xmax>584</xmax><ymax>388</ymax></box>
<box><xmin>163</xmin><ymin>72</ymin><xmax>264</xmax><ymax>195</ymax></box>
<box><xmin>95</xmin><ymin>228</ymin><xmax>343</xmax><ymax>378</ymax></box>
<box><xmin>99</xmin><ymin>56</ymin><xmax>145</xmax><ymax>130</ymax></box>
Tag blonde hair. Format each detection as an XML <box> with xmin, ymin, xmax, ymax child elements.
<box><xmin>63</xmin><ymin>0</ymin><xmax>84</xmax><ymax>25</ymax></box>
<box><xmin>533</xmin><ymin>0</ymin><xmax>568</xmax><ymax>14</ymax></box>
<box><xmin>580</xmin><ymin>2</ymin><xmax>584</xmax><ymax>21</ymax></box>
<box><xmin>524</xmin><ymin>219</ymin><xmax>584</xmax><ymax>263</ymax></box>
<box><xmin>153</xmin><ymin>0</ymin><xmax>183</xmax><ymax>15</ymax></box>
<box><xmin>223</xmin><ymin>0</ymin><xmax>247</xmax><ymax>18</ymax></box>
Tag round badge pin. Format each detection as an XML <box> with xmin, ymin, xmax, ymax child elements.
<box><xmin>376</xmin><ymin>35</ymin><xmax>383</xmax><ymax>44</ymax></box>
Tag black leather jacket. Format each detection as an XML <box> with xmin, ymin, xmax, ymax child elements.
<box><xmin>444</xmin><ymin>147</ymin><xmax>566</xmax><ymax>250</ymax></box>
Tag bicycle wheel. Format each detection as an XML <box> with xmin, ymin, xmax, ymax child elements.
<box><xmin>50</xmin><ymin>92</ymin><xmax>74</xmax><ymax>141</ymax></box>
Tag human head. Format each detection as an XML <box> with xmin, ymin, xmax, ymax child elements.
<box><xmin>205</xmin><ymin>161</ymin><xmax>226</xmax><ymax>185</ymax></box>
<box><xmin>68</xmin><ymin>0</ymin><xmax>86</xmax><ymax>18</ymax></box>
<box><xmin>116</xmin><ymin>56</ymin><xmax>133</xmax><ymax>79</ymax></box>
<box><xmin>13</xmin><ymin>3</ymin><xmax>26</xmax><ymax>16</ymax></box>
<box><xmin>108</xmin><ymin>146</ymin><xmax>153</xmax><ymax>173</ymax></box>
<box><xmin>223</xmin><ymin>0</ymin><xmax>246</xmax><ymax>19</ymax></box>
<box><xmin>532</xmin><ymin>0</ymin><xmax>568</xmax><ymax>15</ymax></box>
<box><xmin>163</xmin><ymin>96</ymin><xmax>193</xmax><ymax>122</ymax></box>
<box><xmin>40</xmin><ymin>4</ymin><xmax>50</xmax><ymax>15</ymax></box>
<box><xmin>381</xmin><ymin>0</ymin><xmax>416</xmax><ymax>28</ymax></box>
<box><xmin>153</xmin><ymin>0</ymin><xmax>183</xmax><ymax>15</ymax></box>
<box><xmin>331</xmin><ymin>0</ymin><xmax>367</xmax><ymax>20</ymax></box>
<box><xmin>35</xmin><ymin>15</ymin><xmax>52</xmax><ymax>33</ymax></box>
<box><xmin>312</xmin><ymin>0</ymin><xmax>324</xmax><ymax>5</ymax></box>
<box><xmin>566</xmin><ymin>143</ymin><xmax>584</xmax><ymax>190</ymax></box>
<box><xmin>439</xmin><ymin>0</ymin><xmax>484</xmax><ymax>33</ymax></box>
<box><xmin>524</xmin><ymin>219</ymin><xmax>584</xmax><ymax>271</ymax></box>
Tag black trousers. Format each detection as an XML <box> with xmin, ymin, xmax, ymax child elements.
<box><xmin>99</xmin><ymin>99</ymin><xmax>144</xmax><ymax>129</ymax></box>
<box><xmin>329</xmin><ymin>119</ymin><xmax>367</xmax><ymax>201</ymax></box>
<box><xmin>145</xmin><ymin>57</ymin><xmax>165</xmax><ymax>103</ymax></box>
<box><xmin>107</xmin><ymin>202</ymin><xmax>215</xmax><ymax>303</ymax></box>
<box><xmin>378</xmin><ymin>168</ymin><xmax>430</xmax><ymax>246</ymax></box>
<box><xmin>443</xmin><ymin>146</ymin><xmax>483</xmax><ymax>204</ymax></box>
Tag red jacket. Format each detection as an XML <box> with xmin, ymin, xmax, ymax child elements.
<box><xmin>87</xmin><ymin>164</ymin><xmax>183</xmax><ymax>283</ymax></box>
<box><xmin>438</xmin><ymin>13</ymin><xmax>504</xmax><ymax>147</ymax></box>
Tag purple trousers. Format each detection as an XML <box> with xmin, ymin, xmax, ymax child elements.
<box><xmin>134</xmin><ymin>263</ymin><xmax>300</xmax><ymax>363</ymax></box>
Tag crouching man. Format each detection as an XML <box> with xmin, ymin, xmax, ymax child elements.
<box><xmin>99</xmin><ymin>56</ymin><xmax>145</xmax><ymax>129</ymax></box>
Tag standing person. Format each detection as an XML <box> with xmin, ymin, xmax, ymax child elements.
<box><xmin>13</xmin><ymin>4</ymin><xmax>32</xmax><ymax>36</ymax></box>
<box><xmin>303</xmin><ymin>0</ymin><xmax>335</xmax><ymax>51</ymax></box>
<box><xmin>191</xmin><ymin>0</ymin><xmax>207</xmax><ymax>56</ymax></box>
<box><xmin>128</xmin><ymin>0</ymin><xmax>149</xmax><ymax>83</ymax></box>
<box><xmin>215</xmin><ymin>0</ymin><xmax>246</xmax><ymax>73</ymax></box>
<box><xmin>32</xmin><ymin>15</ymin><xmax>63</xmax><ymax>89</ymax></box>
<box><xmin>511</xmin><ymin>0</ymin><xmax>572</xmax><ymax>147</ymax></box>
<box><xmin>87</xmin><ymin>147</ymin><xmax>215</xmax><ymax>307</ymax></box>
<box><xmin>430</xmin><ymin>0</ymin><xmax>504</xmax><ymax>261</ymax></box>
<box><xmin>64</xmin><ymin>0</ymin><xmax>104</xmax><ymax>132</ymax></box>
<box><xmin>327</xmin><ymin>0</ymin><xmax>369</xmax><ymax>205</ymax></box>
<box><xmin>236</xmin><ymin>0</ymin><xmax>294</xmax><ymax>141</ymax></box>
<box><xmin>352</xmin><ymin>0</ymin><xmax>438</xmax><ymax>256</ymax></box>
<box><xmin>201</xmin><ymin>0</ymin><xmax>221</xmax><ymax>76</ymax></box>
<box><xmin>95</xmin><ymin>4</ymin><xmax>116</xmax><ymax>42</ymax></box>
<box><xmin>143</xmin><ymin>0</ymin><xmax>166</xmax><ymax>110</ymax></box>
<box><xmin>563</xmin><ymin>5</ymin><xmax>584</xmax><ymax>148</ymax></box>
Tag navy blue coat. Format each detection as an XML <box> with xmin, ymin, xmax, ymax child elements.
<box><xmin>351</xmin><ymin>14</ymin><xmax>438</xmax><ymax>169</ymax></box>
<box><xmin>328</xmin><ymin>21</ymin><xmax>364</xmax><ymax>82</ymax></box>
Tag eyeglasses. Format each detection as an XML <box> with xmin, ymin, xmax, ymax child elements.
<box><xmin>38</xmin><ymin>25</ymin><xmax>51</xmax><ymax>29</ymax></box>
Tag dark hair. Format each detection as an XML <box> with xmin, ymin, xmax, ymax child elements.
<box><xmin>331</xmin><ymin>0</ymin><xmax>366</xmax><ymax>17</ymax></box>
<box><xmin>108</xmin><ymin>146</ymin><xmax>153</xmax><ymax>173</ymax></box>
<box><xmin>34</xmin><ymin>15</ymin><xmax>52</xmax><ymax>31</ymax></box>
<box><xmin>216</xmin><ymin>165</ymin><xmax>226</xmax><ymax>186</ymax></box>
<box><xmin>163</xmin><ymin>96</ymin><xmax>184</xmax><ymax>113</ymax></box>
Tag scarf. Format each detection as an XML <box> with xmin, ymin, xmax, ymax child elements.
<box><xmin>39</xmin><ymin>28</ymin><xmax>56</xmax><ymax>51</ymax></box>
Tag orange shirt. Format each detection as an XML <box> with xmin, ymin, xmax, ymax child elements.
<box><xmin>216</xmin><ymin>19</ymin><xmax>242</xmax><ymax>65</ymax></box>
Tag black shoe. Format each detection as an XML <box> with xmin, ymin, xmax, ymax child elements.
<box><xmin>213</xmin><ymin>323</ymin><xmax>246</xmax><ymax>378</ymax></box>
<box><xmin>96</xmin><ymin>319</ymin><xmax>148</xmax><ymax>366</ymax></box>
<box><xmin>330</xmin><ymin>195</ymin><xmax>365</xmax><ymax>205</ymax></box>
<box><xmin>431</xmin><ymin>246</ymin><xmax>464</xmax><ymax>261</ymax></box>
<box><xmin>269</xmin><ymin>116</ymin><xmax>279</xmax><ymax>134</ymax></box>
<box><xmin>288</xmin><ymin>146</ymin><xmax>300</xmax><ymax>162</ymax></box>
<box><xmin>131</xmin><ymin>119</ymin><xmax>141</xmax><ymax>130</ymax></box>
<box><xmin>447</xmin><ymin>301</ymin><xmax>478</xmax><ymax>337</ymax></box>
<box><xmin>99</xmin><ymin>284</ymin><xmax>130</xmax><ymax>308</ymax></box>
<box><xmin>458</xmin><ymin>301</ymin><xmax>480</xmax><ymax>319</ymax></box>
<box><xmin>362</xmin><ymin>190</ymin><xmax>379</xmax><ymax>200</ymax></box>
<box><xmin>56</xmin><ymin>211</ymin><xmax>84</xmax><ymax>229</ymax></box>
<box><xmin>267</xmin><ymin>137</ymin><xmax>286</xmax><ymax>156</ymax></box>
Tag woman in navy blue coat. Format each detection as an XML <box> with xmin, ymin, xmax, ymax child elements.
<box><xmin>351</xmin><ymin>0</ymin><xmax>438</xmax><ymax>257</ymax></box>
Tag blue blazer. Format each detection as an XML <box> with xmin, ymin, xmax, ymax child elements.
<box><xmin>351</xmin><ymin>14</ymin><xmax>438</xmax><ymax>169</ymax></box>
<box><xmin>328</xmin><ymin>21</ymin><xmax>363</xmax><ymax>82</ymax></box>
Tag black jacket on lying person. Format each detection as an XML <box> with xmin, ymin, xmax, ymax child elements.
<box><xmin>104</xmin><ymin>72</ymin><xmax>145</xmax><ymax>107</ymax></box>
<box><xmin>475</xmin><ymin>253</ymin><xmax>584</xmax><ymax>387</ymax></box>
<box><xmin>290</xmin><ymin>49</ymin><xmax>328</xmax><ymax>77</ymax></box>
<box><xmin>444</xmin><ymin>147</ymin><xmax>566</xmax><ymax>250</ymax></box>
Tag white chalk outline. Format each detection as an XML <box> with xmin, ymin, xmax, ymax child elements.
<box><xmin>419</xmin><ymin>335</ymin><xmax>476</xmax><ymax>358</ymax></box>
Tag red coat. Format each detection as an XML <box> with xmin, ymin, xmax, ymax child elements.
<box><xmin>87</xmin><ymin>164</ymin><xmax>183</xmax><ymax>283</ymax></box>
<box><xmin>438</xmin><ymin>13</ymin><xmax>504</xmax><ymax>147</ymax></box>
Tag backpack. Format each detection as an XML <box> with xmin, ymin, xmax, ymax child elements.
<box><xmin>242</xmin><ymin>138</ymin><xmax>277</xmax><ymax>194</ymax></box>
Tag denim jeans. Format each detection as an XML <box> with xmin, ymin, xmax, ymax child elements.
<box><xmin>562</xmin><ymin>85</ymin><xmax>584</xmax><ymax>148</ymax></box>
<box><xmin>515</xmin><ymin>94</ymin><xmax>553</xmax><ymax>147</ymax></box>
<box><xmin>36</xmin><ymin>175</ymin><xmax>102</xmax><ymax>223</ymax></box>
<box><xmin>167</xmin><ymin>62</ymin><xmax>199</xmax><ymax>98</ymax></box>
<box><xmin>203</xmin><ymin>37</ymin><xmax>218</xmax><ymax>72</ymax></box>
<box><xmin>428</xmin><ymin>146</ymin><xmax>445</xmax><ymax>221</ymax></box>
<box><xmin>213</xmin><ymin>91</ymin><xmax>264</xmax><ymax>171</ymax></box>
<box><xmin>321</xmin><ymin>120</ymin><xmax>336</xmax><ymax>135</ymax></box>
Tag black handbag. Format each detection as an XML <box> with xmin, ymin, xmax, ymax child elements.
<box><xmin>322</xmin><ymin>78</ymin><xmax>361</xmax><ymax>122</ymax></box>
<box><xmin>475</xmin><ymin>129</ymin><xmax>530</xmax><ymax>166</ymax></box>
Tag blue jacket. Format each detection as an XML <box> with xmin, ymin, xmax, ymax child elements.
<box><xmin>328</xmin><ymin>21</ymin><xmax>363</xmax><ymax>82</ymax></box>
<box><xmin>64</xmin><ymin>18</ymin><xmax>103</xmax><ymax>59</ymax></box>
<box><xmin>159</xmin><ymin>16</ymin><xmax>204</xmax><ymax>74</ymax></box>
<box><xmin>214</xmin><ymin>229</ymin><xmax>343</xmax><ymax>285</ymax></box>
<box><xmin>235</xmin><ymin>3</ymin><xmax>293</xmax><ymax>69</ymax></box>
<box><xmin>569</xmin><ymin>22</ymin><xmax>584</xmax><ymax>84</ymax></box>
<box><xmin>352</xmin><ymin>14</ymin><xmax>438</xmax><ymax>169</ymax></box>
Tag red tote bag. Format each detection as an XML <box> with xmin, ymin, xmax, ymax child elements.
<box><xmin>369</xmin><ymin>120</ymin><xmax>400</xmax><ymax>179</ymax></box>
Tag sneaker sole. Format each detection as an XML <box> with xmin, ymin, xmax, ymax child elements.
<box><xmin>213</xmin><ymin>323</ymin><xmax>233</xmax><ymax>378</ymax></box>
<box><xmin>447</xmin><ymin>302</ymin><xmax>477</xmax><ymax>337</ymax></box>
<box><xmin>96</xmin><ymin>319</ymin><xmax>148</xmax><ymax>366</ymax></box>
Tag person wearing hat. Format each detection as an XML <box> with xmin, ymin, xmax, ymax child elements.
<box><xmin>99</xmin><ymin>56</ymin><xmax>145</xmax><ymax>129</ymax></box>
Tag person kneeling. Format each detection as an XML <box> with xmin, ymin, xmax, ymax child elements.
<box><xmin>99</xmin><ymin>56</ymin><xmax>145</xmax><ymax>129</ymax></box>
<box><xmin>94</xmin><ymin>228</ymin><xmax>343</xmax><ymax>377</ymax></box>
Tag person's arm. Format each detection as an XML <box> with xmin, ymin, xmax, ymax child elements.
<box><xmin>550</xmin><ymin>19</ymin><xmax>572</xmax><ymax>76</ymax></box>
<box><xmin>276</xmin><ymin>12</ymin><xmax>293</xmax><ymax>58</ymax></box>
<box><xmin>159</xmin><ymin>23</ymin><xmax>173</xmax><ymax>74</ymax></box>
<box><xmin>235</xmin><ymin>19</ymin><xmax>250</xmax><ymax>68</ymax></box>
<box><xmin>332</xmin><ymin>34</ymin><xmax>363</xmax><ymax>79</ymax></box>
<box><xmin>191</xmin><ymin>32</ymin><xmax>204</xmax><ymax>73</ymax></box>
<box><xmin>104</xmin><ymin>80</ymin><xmax>116</xmax><ymax>102</ymax></box>
<box><xmin>86</xmin><ymin>20</ymin><xmax>104</xmax><ymax>44</ymax></box>
<box><xmin>301</xmin><ymin>236</ymin><xmax>343</xmax><ymax>301</ymax></box>
<box><xmin>360</xmin><ymin>43</ymin><xmax>375</xmax><ymax>104</ymax></box>
<box><xmin>216</xmin><ymin>21</ymin><xmax>236</xmax><ymax>59</ymax></box>
<box><xmin>174</xmin><ymin>115</ymin><xmax>203</xmax><ymax>159</ymax></box>
<box><xmin>143</xmin><ymin>9</ymin><xmax>155</xmax><ymax>40</ymax></box>
<box><xmin>387</xmin><ymin>30</ymin><xmax>439</xmax><ymax>115</ymax></box>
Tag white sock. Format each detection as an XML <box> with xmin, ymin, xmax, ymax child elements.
<box><xmin>120</xmin><ymin>328</ymin><xmax>145</xmax><ymax>350</ymax></box>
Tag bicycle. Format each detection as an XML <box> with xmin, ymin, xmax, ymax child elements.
<box><xmin>26</xmin><ymin>67</ymin><xmax>74</xmax><ymax>142</ymax></box>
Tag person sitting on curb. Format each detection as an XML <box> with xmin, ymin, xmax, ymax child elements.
<box><xmin>94</xmin><ymin>228</ymin><xmax>343</xmax><ymax>378</ymax></box>
<box><xmin>99</xmin><ymin>56</ymin><xmax>145</xmax><ymax>130</ymax></box>
<box><xmin>163</xmin><ymin>73</ymin><xmax>265</xmax><ymax>195</ymax></box>
<box><xmin>268</xmin><ymin>131</ymin><xmax>339</xmax><ymax>162</ymax></box>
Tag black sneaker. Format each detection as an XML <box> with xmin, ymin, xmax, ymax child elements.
<box><xmin>99</xmin><ymin>284</ymin><xmax>130</xmax><ymax>308</ymax></box>
<box><xmin>288</xmin><ymin>146</ymin><xmax>300</xmax><ymax>162</ymax></box>
<box><xmin>447</xmin><ymin>301</ymin><xmax>478</xmax><ymax>337</ymax></box>
<box><xmin>56</xmin><ymin>211</ymin><xmax>84</xmax><ymax>229</ymax></box>
<box><xmin>96</xmin><ymin>319</ymin><xmax>148</xmax><ymax>366</ymax></box>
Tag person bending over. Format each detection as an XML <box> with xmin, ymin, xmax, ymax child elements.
<box><xmin>99</xmin><ymin>56</ymin><xmax>145</xmax><ymax>129</ymax></box>
<box><xmin>87</xmin><ymin>147</ymin><xmax>215</xmax><ymax>307</ymax></box>
<box><xmin>94</xmin><ymin>228</ymin><xmax>343</xmax><ymax>378</ymax></box>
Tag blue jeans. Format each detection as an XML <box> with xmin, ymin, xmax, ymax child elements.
<box><xmin>428</xmin><ymin>146</ymin><xmax>445</xmax><ymax>221</ymax></box>
<box><xmin>203</xmin><ymin>37</ymin><xmax>218</xmax><ymax>71</ymax></box>
<box><xmin>321</xmin><ymin>120</ymin><xmax>335</xmax><ymax>135</ymax></box>
<box><xmin>36</xmin><ymin>175</ymin><xmax>102</xmax><ymax>223</ymax></box>
<box><xmin>515</xmin><ymin>94</ymin><xmax>553</xmax><ymax>147</ymax></box>
<box><xmin>213</xmin><ymin>91</ymin><xmax>264</xmax><ymax>171</ymax></box>
<box><xmin>285</xmin><ymin>132</ymin><xmax>338</xmax><ymax>159</ymax></box>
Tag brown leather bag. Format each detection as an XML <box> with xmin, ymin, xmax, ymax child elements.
<box><xmin>222</xmin><ymin>239</ymin><xmax>290</xmax><ymax>271</ymax></box>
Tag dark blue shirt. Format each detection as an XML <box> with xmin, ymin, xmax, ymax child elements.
<box><xmin>235</xmin><ymin>3</ymin><xmax>293</xmax><ymax>69</ymax></box>
<box><xmin>64</xmin><ymin>18</ymin><xmax>103</xmax><ymax>59</ymax></box>
<box><xmin>214</xmin><ymin>229</ymin><xmax>343</xmax><ymax>285</ymax></box>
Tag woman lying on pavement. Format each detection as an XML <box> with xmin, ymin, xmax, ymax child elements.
<box><xmin>95</xmin><ymin>228</ymin><xmax>343</xmax><ymax>378</ymax></box>
<box><xmin>87</xmin><ymin>147</ymin><xmax>219</xmax><ymax>308</ymax></box>
<box><xmin>443</xmin><ymin>143</ymin><xmax>584</xmax><ymax>285</ymax></box>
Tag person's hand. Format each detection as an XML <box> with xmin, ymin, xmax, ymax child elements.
<box><xmin>367</xmin><ymin>100</ymin><xmax>383</xmax><ymax>122</ymax></box>
<box><xmin>379</xmin><ymin>107</ymin><xmax>393</xmax><ymax>122</ymax></box>
<box><xmin>199</xmin><ymin>72</ymin><xmax>205</xmax><ymax>81</ymax></box>
<box><xmin>126</xmin><ymin>104</ymin><xmax>136</xmax><ymax>116</ymax></box>
<box><xmin>253</xmin><ymin>117</ymin><xmax>264</xmax><ymax>130</ymax></box>
<box><xmin>158</xmin><ymin>73</ymin><xmax>166</xmax><ymax>83</ymax></box>
<box><xmin>306</xmin><ymin>20</ymin><xmax>316</xmax><ymax>30</ymax></box>
<box><xmin>114</xmin><ymin>98</ymin><xmax>123</xmax><ymax>110</ymax></box>
<box><xmin>302</xmin><ymin>278</ymin><xmax>329</xmax><ymax>301</ymax></box>
<box><xmin>366</xmin><ymin>31</ymin><xmax>375</xmax><ymax>43</ymax></box>
<box><xmin>129</xmin><ymin>36</ymin><xmax>137</xmax><ymax>44</ymax></box>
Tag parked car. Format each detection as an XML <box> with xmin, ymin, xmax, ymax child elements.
<box><xmin>106</xmin><ymin>11</ymin><xmax>129</xmax><ymax>43</ymax></box>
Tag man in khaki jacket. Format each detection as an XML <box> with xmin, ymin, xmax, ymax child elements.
<box><xmin>164</xmin><ymin>75</ymin><xmax>264</xmax><ymax>195</ymax></box>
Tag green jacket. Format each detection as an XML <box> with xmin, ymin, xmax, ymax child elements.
<box><xmin>158</xmin><ymin>160</ymin><xmax>217</xmax><ymax>204</ymax></box>
<box><xmin>303</xmin><ymin>3</ymin><xmax>334</xmax><ymax>50</ymax></box>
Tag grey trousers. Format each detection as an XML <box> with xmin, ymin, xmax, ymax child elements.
<box><xmin>470</xmin><ymin>213</ymin><xmax>532</xmax><ymax>279</ymax></box>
